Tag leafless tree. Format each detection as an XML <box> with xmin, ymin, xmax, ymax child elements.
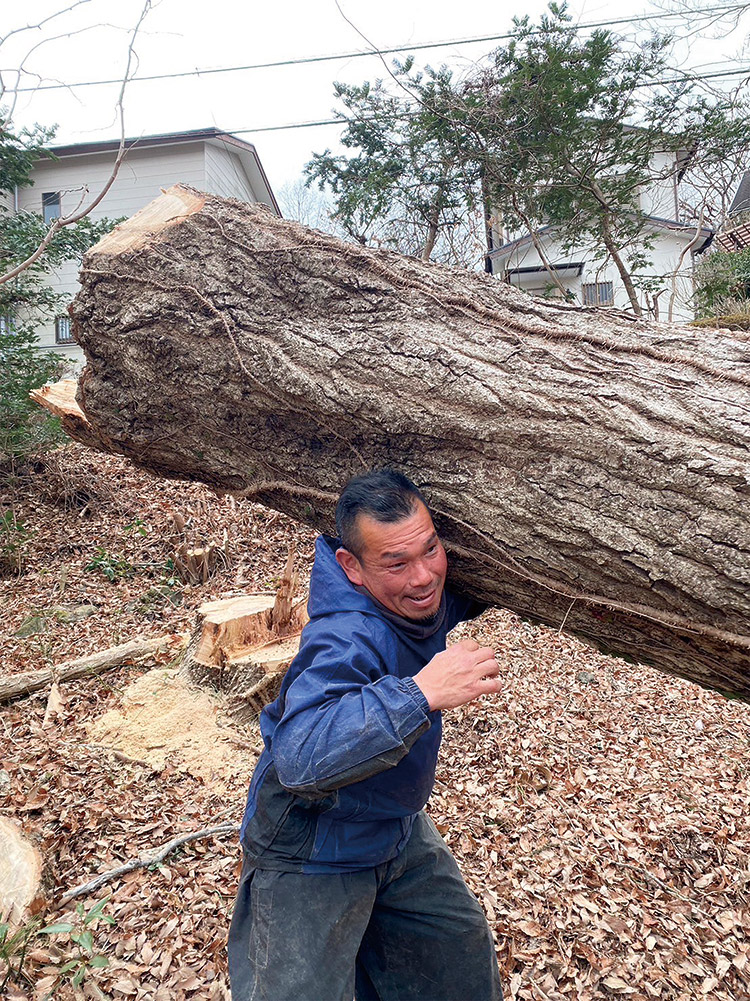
<box><xmin>0</xmin><ymin>0</ymin><xmax>154</xmax><ymax>287</ymax></box>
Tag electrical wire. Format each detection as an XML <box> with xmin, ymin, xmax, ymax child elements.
<box><xmin>175</xmin><ymin>65</ymin><xmax>750</xmax><ymax>136</ymax></box>
<box><xmin>7</xmin><ymin>2</ymin><xmax>749</xmax><ymax>93</ymax></box>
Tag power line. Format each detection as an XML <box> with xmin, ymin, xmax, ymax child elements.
<box><xmin>7</xmin><ymin>3</ymin><xmax>749</xmax><ymax>93</ymax></box>
<box><xmin>202</xmin><ymin>65</ymin><xmax>750</xmax><ymax>137</ymax></box>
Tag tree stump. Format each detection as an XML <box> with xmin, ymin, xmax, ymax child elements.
<box><xmin>181</xmin><ymin>549</ymin><xmax>308</xmax><ymax>720</ymax></box>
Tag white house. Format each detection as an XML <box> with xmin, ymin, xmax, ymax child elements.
<box><xmin>487</xmin><ymin>149</ymin><xmax>713</xmax><ymax>323</ymax></box>
<box><xmin>17</xmin><ymin>127</ymin><xmax>280</xmax><ymax>363</ymax></box>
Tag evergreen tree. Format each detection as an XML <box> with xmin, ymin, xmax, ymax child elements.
<box><xmin>0</xmin><ymin>119</ymin><xmax>114</xmax><ymax>466</ymax></box>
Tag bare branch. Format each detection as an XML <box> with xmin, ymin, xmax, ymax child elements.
<box><xmin>0</xmin><ymin>0</ymin><xmax>154</xmax><ymax>288</ymax></box>
<box><xmin>0</xmin><ymin>0</ymin><xmax>93</xmax><ymax>52</ymax></box>
<box><xmin>56</xmin><ymin>823</ymin><xmax>239</xmax><ymax>907</ymax></box>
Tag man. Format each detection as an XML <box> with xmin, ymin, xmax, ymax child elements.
<box><xmin>228</xmin><ymin>469</ymin><xmax>504</xmax><ymax>1001</ymax></box>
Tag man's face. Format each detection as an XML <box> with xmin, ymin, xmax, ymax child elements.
<box><xmin>336</xmin><ymin>500</ymin><xmax>448</xmax><ymax>620</ymax></box>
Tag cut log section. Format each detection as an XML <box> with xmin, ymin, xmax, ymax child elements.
<box><xmin>0</xmin><ymin>634</ymin><xmax>185</xmax><ymax>704</ymax></box>
<box><xmin>34</xmin><ymin>184</ymin><xmax>750</xmax><ymax>699</ymax></box>
<box><xmin>181</xmin><ymin>554</ymin><xmax>308</xmax><ymax>720</ymax></box>
<box><xmin>30</xmin><ymin>378</ymin><xmax>112</xmax><ymax>452</ymax></box>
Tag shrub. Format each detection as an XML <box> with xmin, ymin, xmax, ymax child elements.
<box><xmin>0</xmin><ymin>323</ymin><xmax>65</xmax><ymax>469</ymax></box>
<box><xmin>693</xmin><ymin>248</ymin><xmax>750</xmax><ymax>318</ymax></box>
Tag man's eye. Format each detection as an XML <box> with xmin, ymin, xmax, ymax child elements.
<box><xmin>389</xmin><ymin>563</ymin><xmax>406</xmax><ymax>572</ymax></box>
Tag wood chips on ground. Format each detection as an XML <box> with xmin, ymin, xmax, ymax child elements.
<box><xmin>86</xmin><ymin>668</ymin><xmax>262</xmax><ymax>794</ymax></box>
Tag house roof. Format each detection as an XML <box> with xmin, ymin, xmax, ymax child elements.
<box><xmin>488</xmin><ymin>225</ymin><xmax>554</xmax><ymax>259</ymax></box>
<box><xmin>489</xmin><ymin>215</ymin><xmax>713</xmax><ymax>261</ymax></box>
<box><xmin>506</xmin><ymin>262</ymin><xmax>585</xmax><ymax>280</ymax></box>
<box><xmin>714</xmin><ymin>221</ymin><xmax>750</xmax><ymax>252</ymax></box>
<box><xmin>46</xmin><ymin>127</ymin><xmax>280</xmax><ymax>215</ymax></box>
<box><xmin>728</xmin><ymin>170</ymin><xmax>750</xmax><ymax>218</ymax></box>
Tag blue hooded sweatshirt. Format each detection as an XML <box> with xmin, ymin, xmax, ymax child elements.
<box><xmin>239</xmin><ymin>534</ymin><xmax>483</xmax><ymax>873</ymax></box>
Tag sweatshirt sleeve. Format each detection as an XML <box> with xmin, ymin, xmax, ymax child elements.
<box><xmin>270</xmin><ymin>623</ymin><xmax>433</xmax><ymax>796</ymax></box>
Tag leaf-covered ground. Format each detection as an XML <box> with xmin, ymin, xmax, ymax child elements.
<box><xmin>1</xmin><ymin>446</ymin><xmax>749</xmax><ymax>1000</ymax></box>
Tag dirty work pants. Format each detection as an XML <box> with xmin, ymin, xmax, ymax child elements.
<box><xmin>227</xmin><ymin>811</ymin><xmax>503</xmax><ymax>1001</ymax></box>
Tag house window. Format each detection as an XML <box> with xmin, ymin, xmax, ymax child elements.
<box><xmin>582</xmin><ymin>281</ymin><xmax>614</xmax><ymax>306</ymax></box>
<box><xmin>55</xmin><ymin>316</ymin><xmax>74</xmax><ymax>344</ymax></box>
<box><xmin>0</xmin><ymin>314</ymin><xmax>15</xmax><ymax>336</ymax></box>
<box><xmin>42</xmin><ymin>192</ymin><xmax>61</xmax><ymax>225</ymax></box>
<box><xmin>526</xmin><ymin>285</ymin><xmax>566</xmax><ymax>299</ymax></box>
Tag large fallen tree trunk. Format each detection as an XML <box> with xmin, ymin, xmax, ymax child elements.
<box><xmin>34</xmin><ymin>185</ymin><xmax>750</xmax><ymax>698</ymax></box>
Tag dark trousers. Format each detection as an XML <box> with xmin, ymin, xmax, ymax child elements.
<box><xmin>228</xmin><ymin>811</ymin><xmax>503</xmax><ymax>1001</ymax></box>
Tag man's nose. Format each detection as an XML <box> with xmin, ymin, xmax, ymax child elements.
<box><xmin>409</xmin><ymin>560</ymin><xmax>433</xmax><ymax>587</ymax></box>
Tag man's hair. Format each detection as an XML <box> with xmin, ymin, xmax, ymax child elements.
<box><xmin>336</xmin><ymin>469</ymin><xmax>427</xmax><ymax>558</ymax></box>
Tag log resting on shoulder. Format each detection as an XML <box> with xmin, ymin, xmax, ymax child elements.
<box><xmin>42</xmin><ymin>184</ymin><xmax>750</xmax><ymax>699</ymax></box>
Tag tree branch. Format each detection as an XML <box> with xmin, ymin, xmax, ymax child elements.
<box><xmin>0</xmin><ymin>0</ymin><xmax>153</xmax><ymax>287</ymax></box>
<box><xmin>56</xmin><ymin>823</ymin><xmax>240</xmax><ymax>908</ymax></box>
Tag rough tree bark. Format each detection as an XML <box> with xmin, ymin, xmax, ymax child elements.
<box><xmin>37</xmin><ymin>185</ymin><xmax>750</xmax><ymax>699</ymax></box>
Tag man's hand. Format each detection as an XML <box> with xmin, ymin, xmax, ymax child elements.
<box><xmin>413</xmin><ymin>639</ymin><xmax>502</xmax><ymax>712</ymax></box>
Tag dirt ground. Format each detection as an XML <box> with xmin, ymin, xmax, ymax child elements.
<box><xmin>1</xmin><ymin>445</ymin><xmax>749</xmax><ymax>1000</ymax></box>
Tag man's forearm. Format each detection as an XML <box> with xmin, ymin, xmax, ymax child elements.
<box><xmin>272</xmin><ymin>675</ymin><xmax>432</xmax><ymax>794</ymax></box>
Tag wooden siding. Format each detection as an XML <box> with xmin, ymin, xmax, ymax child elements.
<box><xmin>204</xmin><ymin>143</ymin><xmax>255</xmax><ymax>201</ymax></box>
<box><xmin>21</xmin><ymin>143</ymin><xmax>207</xmax><ymax>223</ymax></box>
<box><xmin>22</xmin><ymin>142</ymin><xmax>245</xmax><ymax>359</ymax></box>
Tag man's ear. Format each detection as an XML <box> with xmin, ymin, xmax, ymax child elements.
<box><xmin>336</xmin><ymin>547</ymin><xmax>364</xmax><ymax>586</ymax></box>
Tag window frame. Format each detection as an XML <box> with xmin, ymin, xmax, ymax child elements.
<box><xmin>581</xmin><ymin>281</ymin><xmax>615</xmax><ymax>307</ymax></box>
<box><xmin>55</xmin><ymin>315</ymin><xmax>74</xmax><ymax>344</ymax></box>
<box><xmin>42</xmin><ymin>192</ymin><xmax>62</xmax><ymax>226</ymax></box>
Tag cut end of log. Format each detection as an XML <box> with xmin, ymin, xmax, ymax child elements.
<box><xmin>31</xmin><ymin>378</ymin><xmax>87</xmax><ymax>424</ymax></box>
<box><xmin>0</xmin><ymin>817</ymin><xmax>42</xmax><ymax>928</ymax></box>
<box><xmin>90</xmin><ymin>184</ymin><xmax>206</xmax><ymax>256</ymax></box>
<box><xmin>30</xmin><ymin>377</ymin><xmax>111</xmax><ymax>453</ymax></box>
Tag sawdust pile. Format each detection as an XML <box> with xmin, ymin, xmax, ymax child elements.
<box><xmin>86</xmin><ymin>668</ymin><xmax>262</xmax><ymax>794</ymax></box>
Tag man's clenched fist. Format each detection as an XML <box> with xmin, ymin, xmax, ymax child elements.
<box><xmin>414</xmin><ymin>638</ymin><xmax>502</xmax><ymax>711</ymax></box>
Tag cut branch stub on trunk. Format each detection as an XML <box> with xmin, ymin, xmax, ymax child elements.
<box><xmin>34</xmin><ymin>184</ymin><xmax>750</xmax><ymax>699</ymax></box>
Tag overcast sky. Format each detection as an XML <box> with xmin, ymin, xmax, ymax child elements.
<box><xmin>3</xmin><ymin>0</ymin><xmax>749</xmax><ymax>194</ymax></box>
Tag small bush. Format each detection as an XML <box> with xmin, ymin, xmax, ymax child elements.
<box><xmin>85</xmin><ymin>546</ymin><xmax>135</xmax><ymax>583</ymax></box>
<box><xmin>0</xmin><ymin>324</ymin><xmax>65</xmax><ymax>471</ymax></box>
<box><xmin>693</xmin><ymin>248</ymin><xmax>750</xmax><ymax>319</ymax></box>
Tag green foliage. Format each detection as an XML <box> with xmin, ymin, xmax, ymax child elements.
<box><xmin>475</xmin><ymin>3</ymin><xmax>750</xmax><ymax>313</ymax></box>
<box><xmin>161</xmin><ymin>557</ymin><xmax>182</xmax><ymax>588</ymax></box>
<box><xmin>306</xmin><ymin>2</ymin><xmax>750</xmax><ymax>309</ymax></box>
<box><xmin>0</xmin><ymin>916</ymin><xmax>40</xmax><ymax>993</ymax></box>
<box><xmin>305</xmin><ymin>61</ymin><xmax>483</xmax><ymax>263</ymax></box>
<box><xmin>0</xmin><ymin>121</ymin><xmax>56</xmax><ymax>194</ymax></box>
<box><xmin>0</xmin><ymin>116</ymin><xmax>118</xmax><ymax>468</ymax></box>
<box><xmin>37</xmin><ymin>898</ymin><xmax>115</xmax><ymax>994</ymax></box>
<box><xmin>0</xmin><ymin>323</ymin><xmax>66</xmax><ymax>466</ymax></box>
<box><xmin>86</xmin><ymin>545</ymin><xmax>136</xmax><ymax>582</ymax></box>
<box><xmin>693</xmin><ymin>248</ymin><xmax>750</xmax><ymax>317</ymax></box>
<box><xmin>124</xmin><ymin>516</ymin><xmax>149</xmax><ymax>537</ymax></box>
<box><xmin>1</xmin><ymin>900</ymin><xmax>114</xmax><ymax>995</ymax></box>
